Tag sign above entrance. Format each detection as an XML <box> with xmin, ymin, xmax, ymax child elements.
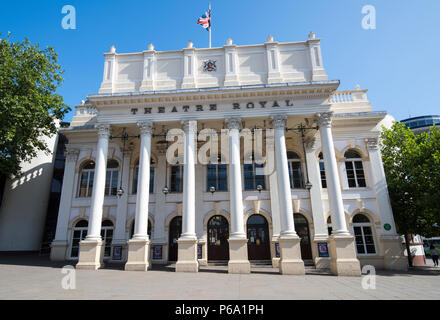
<box><xmin>129</xmin><ymin>100</ymin><xmax>295</xmax><ymax>115</ymax></box>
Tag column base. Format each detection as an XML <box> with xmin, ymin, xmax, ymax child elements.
<box><xmin>228</xmin><ymin>238</ymin><xmax>250</xmax><ymax>274</ymax></box>
<box><xmin>124</xmin><ymin>239</ymin><xmax>150</xmax><ymax>271</ymax></box>
<box><xmin>272</xmin><ymin>257</ymin><xmax>280</xmax><ymax>268</ymax></box>
<box><xmin>382</xmin><ymin>235</ymin><xmax>408</xmax><ymax>271</ymax></box>
<box><xmin>278</xmin><ymin>237</ymin><xmax>305</xmax><ymax>275</ymax></box>
<box><xmin>328</xmin><ymin>235</ymin><xmax>361</xmax><ymax>276</ymax></box>
<box><xmin>76</xmin><ymin>240</ymin><xmax>104</xmax><ymax>270</ymax></box>
<box><xmin>175</xmin><ymin>238</ymin><xmax>199</xmax><ymax>273</ymax></box>
<box><xmin>50</xmin><ymin>240</ymin><xmax>68</xmax><ymax>261</ymax></box>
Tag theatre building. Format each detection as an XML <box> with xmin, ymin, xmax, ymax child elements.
<box><xmin>49</xmin><ymin>33</ymin><xmax>407</xmax><ymax>275</ymax></box>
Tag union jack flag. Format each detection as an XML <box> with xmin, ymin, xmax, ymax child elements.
<box><xmin>197</xmin><ymin>10</ymin><xmax>211</xmax><ymax>31</ymax></box>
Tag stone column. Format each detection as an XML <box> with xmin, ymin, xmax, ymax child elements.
<box><xmin>76</xmin><ymin>124</ymin><xmax>111</xmax><ymax>270</ymax></box>
<box><xmin>316</xmin><ymin>112</ymin><xmax>361</xmax><ymax>276</ymax></box>
<box><xmin>111</xmin><ymin>148</ymin><xmax>131</xmax><ymax>261</ymax></box>
<box><xmin>125</xmin><ymin>121</ymin><xmax>153</xmax><ymax>271</ymax></box>
<box><xmin>50</xmin><ymin>147</ymin><xmax>79</xmax><ymax>261</ymax></box>
<box><xmin>225</xmin><ymin>117</ymin><xmax>250</xmax><ymax>274</ymax></box>
<box><xmin>270</xmin><ymin>115</ymin><xmax>305</xmax><ymax>275</ymax></box>
<box><xmin>366</xmin><ymin>137</ymin><xmax>407</xmax><ymax>271</ymax></box>
<box><xmin>176</xmin><ymin>120</ymin><xmax>199</xmax><ymax>272</ymax></box>
<box><xmin>304</xmin><ymin>137</ymin><xmax>330</xmax><ymax>269</ymax></box>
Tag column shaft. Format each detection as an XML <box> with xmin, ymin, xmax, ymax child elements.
<box><xmin>87</xmin><ymin>124</ymin><xmax>111</xmax><ymax>240</ymax></box>
<box><xmin>181</xmin><ymin>120</ymin><xmax>197</xmax><ymax>239</ymax></box>
<box><xmin>133</xmin><ymin>122</ymin><xmax>153</xmax><ymax>240</ymax></box>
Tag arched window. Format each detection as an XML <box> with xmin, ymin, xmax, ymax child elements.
<box><xmin>70</xmin><ymin>220</ymin><xmax>88</xmax><ymax>258</ymax></box>
<box><xmin>105</xmin><ymin>160</ymin><xmax>119</xmax><ymax>196</ymax></box>
<box><xmin>319</xmin><ymin>152</ymin><xmax>327</xmax><ymax>188</ymax></box>
<box><xmin>243</xmin><ymin>154</ymin><xmax>266</xmax><ymax>191</ymax></box>
<box><xmin>78</xmin><ymin>161</ymin><xmax>95</xmax><ymax>197</ymax></box>
<box><xmin>100</xmin><ymin>220</ymin><xmax>114</xmax><ymax>257</ymax></box>
<box><xmin>352</xmin><ymin>214</ymin><xmax>376</xmax><ymax>255</ymax></box>
<box><xmin>287</xmin><ymin>151</ymin><xmax>304</xmax><ymax>189</ymax></box>
<box><xmin>170</xmin><ymin>164</ymin><xmax>184</xmax><ymax>193</ymax></box>
<box><xmin>207</xmin><ymin>156</ymin><xmax>227</xmax><ymax>192</ymax></box>
<box><xmin>344</xmin><ymin>150</ymin><xmax>366</xmax><ymax>188</ymax></box>
<box><xmin>133</xmin><ymin>157</ymin><xmax>156</xmax><ymax>194</ymax></box>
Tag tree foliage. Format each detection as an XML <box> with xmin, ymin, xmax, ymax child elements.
<box><xmin>380</xmin><ymin>122</ymin><xmax>440</xmax><ymax>237</ymax></box>
<box><xmin>0</xmin><ymin>33</ymin><xmax>70</xmax><ymax>177</ymax></box>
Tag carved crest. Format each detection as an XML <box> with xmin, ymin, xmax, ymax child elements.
<box><xmin>203</xmin><ymin>59</ymin><xmax>217</xmax><ymax>72</ymax></box>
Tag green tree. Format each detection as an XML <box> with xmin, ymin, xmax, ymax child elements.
<box><xmin>380</xmin><ymin>122</ymin><xmax>440</xmax><ymax>266</ymax></box>
<box><xmin>0</xmin><ymin>33</ymin><xmax>70</xmax><ymax>177</ymax></box>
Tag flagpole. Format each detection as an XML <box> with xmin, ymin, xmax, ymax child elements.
<box><xmin>209</xmin><ymin>2</ymin><xmax>212</xmax><ymax>48</ymax></box>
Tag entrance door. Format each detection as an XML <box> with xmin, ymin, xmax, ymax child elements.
<box><xmin>247</xmin><ymin>214</ymin><xmax>271</xmax><ymax>260</ymax></box>
<box><xmin>294</xmin><ymin>213</ymin><xmax>312</xmax><ymax>260</ymax></box>
<box><xmin>207</xmin><ymin>215</ymin><xmax>229</xmax><ymax>261</ymax></box>
<box><xmin>168</xmin><ymin>216</ymin><xmax>182</xmax><ymax>262</ymax></box>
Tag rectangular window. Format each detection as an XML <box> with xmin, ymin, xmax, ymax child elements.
<box><xmin>206</xmin><ymin>164</ymin><xmax>227</xmax><ymax>192</ymax></box>
<box><xmin>288</xmin><ymin>162</ymin><xmax>304</xmax><ymax>189</ymax></box>
<box><xmin>244</xmin><ymin>163</ymin><xmax>265</xmax><ymax>190</ymax></box>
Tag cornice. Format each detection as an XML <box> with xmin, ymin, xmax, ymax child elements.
<box><xmin>87</xmin><ymin>80</ymin><xmax>340</xmax><ymax>106</ymax></box>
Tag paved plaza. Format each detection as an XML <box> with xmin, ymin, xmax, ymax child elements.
<box><xmin>0</xmin><ymin>253</ymin><xmax>439</xmax><ymax>300</ymax></box>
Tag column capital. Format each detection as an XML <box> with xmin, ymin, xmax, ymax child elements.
<box><xmin>181</xmin><ymin>119</ymin><xmax>197</xmax><ymax>134</ymax></box>
<box><xmin>137</xmin><ymin>121</ymin><xmax>153</xmax><ymax>136</ymax></box>
<box><xmin>225</xmin><ymin>117</ymin><xmax>241</xmax><ymax>130</ymax></box>
<box><xmin>315</xmin><ymin>112</ymin><xmax>333</xmax><ymax>128</ymax></box>
<box><xmin>366</xmin><ymin>137</ymin><xmax>379</xmax><ymax>150</ymax></box>
<box><xmin>270</xmin><ymin>114</ymin><xmax>288</xmax><ymax>129</ymax></box>
<box><xmin>64</xmin><ymin>147</ymin><xmax>80</xmax><ymax>162</ymax></box>
<box><xmin>95</xmin><ymin>124</ymin><xmax>111</xmax><ymax>138</ymax></box>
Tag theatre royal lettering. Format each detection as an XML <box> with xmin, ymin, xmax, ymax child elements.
<box><xmin>129</xmin><ymin>100</ymin><xmax>295</xmax><ymax>115</ymax></box>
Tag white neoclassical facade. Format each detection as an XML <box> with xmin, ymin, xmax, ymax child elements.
<box><xmin>50</xmin><ymin>34</ymin><xmax>407</xmax><ymax>275</ymax></box>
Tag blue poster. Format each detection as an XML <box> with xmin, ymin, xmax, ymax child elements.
<box><xmin>317</xmin><ymin>242</ymin><xmax>329</xmax><ymax>257</ymax></box>
<box><xmin>152</xmin><ymin>245</ymin><xmax>162</xmax><ymax>260</ymax></box>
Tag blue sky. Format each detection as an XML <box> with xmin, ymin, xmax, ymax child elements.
<box><xmin>1</xmin><ymin>0</ymin><xmax>439</xmax><ymax>123</ymax></box>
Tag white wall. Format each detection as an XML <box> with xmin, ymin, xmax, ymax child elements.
<box><xmin>0</xmin><ymin>131</ymin><xmax>58</xmax><ymax>251</ymax></box>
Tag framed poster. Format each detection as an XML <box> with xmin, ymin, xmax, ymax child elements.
<box><xmin>152</xmin><ymin>245</ymin><xmax>162</xmax><ymax>260</ymax></box>
<box><xmin>317</xmin><ymin>242</ymin><xmax>329</xmax><ymax>257</ymax></box>
<box><xmin>197</xmin><ymin>244</ymin><xmax>203</xmax><ymax>259</ymax></box>
<box><xmin>275</xmin><ymin>243</ymin><xmax>280</xmax><ymax>258</ymax></box>
<box><xmin>112</xmin><ymin>246</ymin><xmax>122</xmax><ymax>260</ymax></box>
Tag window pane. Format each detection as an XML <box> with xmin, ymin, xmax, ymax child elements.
<box><xmin>319</xmin><ymin>162</ymin><xmax>327</xmax><ymax>188</ymax></box>
<box><xmin>207</xmin><ymin>164</ymin><xmax>217</xmax><ymax>191</ymax></box>
<box><xmin>105</xmin><ymin>171</ymin><xmax>111</xmax><ymax>195</ymax></box>
<box><xmin>255</xmin><ymin>164</ymin><xmax>266</xmax><ymax>190</ymax></box>
<box><xmin>133</xmin><ymin>167</ymin><xmax>139</xmax><ymax>194</ymax></box>
<box><xmin>244</xmin><ymin>164</ymin><xmax>254</xmax><ymax>190</ymax></box>
<box><xmin>150</xmin><ymin>167</ymin><xmax>154</xmax><ymax>193</ymax></box>
<box><xmin>111</xmin><ymin>171</ymin><xmax>118</xmax><ymax>195</ymax></box>
<box><xmin>79</xmin><ymin>172</ymin><xmax>88</xmax><ymax>197</ymax></box>
<box><xmin>88</xmin><ymin>172</ymin><xmax>94</xmax><ymax>197</ymax></box>
<box><xmin>346</xmin><ymin>161</ymin><xmax>356</xmax><ymax>188</ymax></box>
<box><xmin>218</xmin><ymin>165</ymin><xmax>227</xmax><ymax>191</ymax></box>
<box><xmin>291</xmin><ymin>162</ymin><xmax>304</xmax><ymax>188</ymax></box>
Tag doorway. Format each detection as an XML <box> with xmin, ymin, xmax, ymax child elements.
<box><xmin>294</xmin><ymin>213</ymin><xmax>313</xmax><ymax>260</ymax></box>
<box><xmin>168</xmin><ymin>216</ymin><xmax>182</xmax><ymax>262</ymax></box>
<box><xmin>247</xmin><ymin>214</ymin><xmax>271</xmax><ymax>260</ymax></box>
<box><xmin>207</xmin><ymin>215</ymin><xmax>229</xmax><ymax>261</ymax></box>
